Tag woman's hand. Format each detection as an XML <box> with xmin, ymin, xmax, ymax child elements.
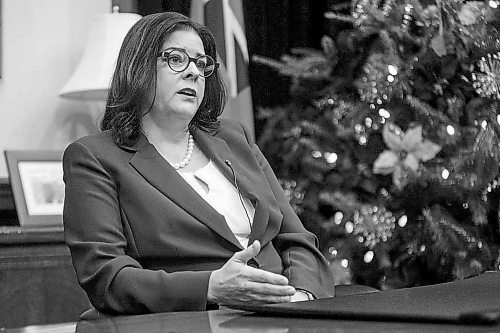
<box><xmin>208</xmin><ymin>240</ymin><xmax>296</xmax><ymax>306</ymax></box>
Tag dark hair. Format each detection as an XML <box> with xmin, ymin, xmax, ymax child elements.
<box><xmin>101</xmin><ymin>12</ymin><xmax>226</xmax><ymax>146</ymax></box>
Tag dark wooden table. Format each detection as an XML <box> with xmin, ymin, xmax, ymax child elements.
<box><xmin>8</xmin><ymin>308</ymin><xmax>500</xmax><ymax>333</ymax></box>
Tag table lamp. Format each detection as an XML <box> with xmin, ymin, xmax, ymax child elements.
<box><xmin>59</xmin><ymin>6</ymin><xmax>141</xmax><ymax>100</ymax></box>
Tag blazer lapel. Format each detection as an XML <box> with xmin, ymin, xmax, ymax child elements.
<box><xmin>125</xmin><ymin>133</ymin><xmax>243</xmax><ymax>250</ymax></box>
<box><xmin>193</xmin><ymin>129</ymin><xmax>271</xmax><ymax>244</ymax></box>
<box><xmin>192</xmin><ymin>129</ymin><xmax>255</xmax><ymax>198</ymax></box>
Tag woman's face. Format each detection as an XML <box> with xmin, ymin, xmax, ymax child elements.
<box><xmin>152</xmin><ymin>29</ymin><xmax>206</xmax><ymax>122</ymax></box>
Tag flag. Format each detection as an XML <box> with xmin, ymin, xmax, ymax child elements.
<box><xmin>191</xmin><ymin>0</ymin><xmax>254</xmax><ymax>139</ymax></box>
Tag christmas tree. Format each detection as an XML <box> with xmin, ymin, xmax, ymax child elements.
<box><xmin>255</xmin><ymin>0</ymin><xmax>500</xmax><ymax>289</ymax></box>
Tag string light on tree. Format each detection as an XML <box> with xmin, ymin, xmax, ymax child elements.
<box><xmin>481</xmin><ymin>176</ymin><xmax>500</xmax><ymax>201</ymax></box>
<box><xmin>279</xmin><ymin>179</ymin><xmax>305</xmax><ymax>214</ymax></box>
<box><xmin>401</xmin><ymin>4</ymin><xmax>414</xmax><ymax>31</ymax></box>
<box><xmin>354</xmin><ymin>123</ymin><xmax>369</xmax><ymax>145</ymax></box>
<box><xmin>378</xmin><ymin>108</ymin><xmax>391</xmax><ymax>119</ymax></box>
<box><xmin>447</xmin><ymin>125</ymin><xmax>455</xmax><ymax>135</ymax></box>
<box><xmin>398</xmin><ymin>215</ymin><xmax>408</xmax><ymax>227</ymax></box>
<box><xmin>364</xmin><ymin>250</ymin><xmax>375</xmax><ymax>263</ymax></box>
<box><xmin>313</xmin><ymin>96</ymin><xmax>335</xmax><ymax>110</ymax></box>
<box><xmin>382</xmin><ymin>0</ymin><xmax>395</xmax><ymax>16</ymax></box>
<box><xmin>334</xmin><ymin>212</ymin><xmax>344</xmax><ymax>225</ymax></box>
<box><xmin>325</xmin><ymin>152</ymin><xmax>338</xmax><ymax>164</ymax></box>
<box><xmin>352</xmin><ymin>0</ymin><xmax>370</xmax><ymax>26</ymax></box>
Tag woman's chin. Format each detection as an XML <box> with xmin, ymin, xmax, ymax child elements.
<box><xmin>172</xmin><ymin>107</ymin><xmax>198</xmax><ymax>120</ymax></box>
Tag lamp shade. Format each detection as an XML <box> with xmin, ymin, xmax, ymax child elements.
<box><xmin>60</xmin><ymin>11</ymin><xmax>141</xmax><ymax>100</ymax></box>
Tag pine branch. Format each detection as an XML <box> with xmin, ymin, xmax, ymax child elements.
<box><xmin>324</xmin><ymin>12</ymin><xmax>355</xmax><ymax>23</ymax></box>
<box><xmin>256</xmin><ymin>106</ymin><xmax>287</xmax><ymax>149</ymax></box>
<box><xmin>319</xmin><ymin>190</ymin><xmax>360</xmax><ymax>213</ymax></box>
<box><xmin>252</xmin><ymin>54</ymin><xmax>332</xmax><ymax>81</ymax></box>
<box><xmin>378</xmin><ymin>29</ymin><xmax>399</xmax><ymax>60</ymax></box>
<box><xmin>405</xmin><ymin>95</ymin><xmax>455</xmax><ymax>124</ymax></box>
<box><xmin>329</xmin><ymin>2</ymin><xmax>351</xmax><ymax>12</ymax></box>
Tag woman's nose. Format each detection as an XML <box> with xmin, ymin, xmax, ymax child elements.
<box><xmin>183</xmin><ymin>60</ymin><xmax>201</xmax><ymax>79</ymax></box>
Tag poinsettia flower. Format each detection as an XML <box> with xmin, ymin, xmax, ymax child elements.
<box><xmin>373</xmin><ymin>123</ymin><xmax>442</xmax><ymax>183</ymax></box>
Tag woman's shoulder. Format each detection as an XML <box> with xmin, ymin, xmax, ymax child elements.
<box><xmin>68</xmin><ymin>130</ymin><xmax>116</xmax><ymax>150</ymax></box>
<box><xmin>64</xmin><ymin>130</ymin><xmax>122</xmax><ymax>160</ymax></box>
<box><xmin>217</xmin><ymin>119</ymin><xmax>253</xmax><ymax>143</ymax></box>
<box><xmin>63</xmin><ymin>130</ymin><xmax>133</xmax><ymax>168</ymax></box>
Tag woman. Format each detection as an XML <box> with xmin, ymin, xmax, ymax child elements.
<box><xmin>63</xmin><ymin>12</ymin><xmax>335</xmax><ymax>315</ymax></box>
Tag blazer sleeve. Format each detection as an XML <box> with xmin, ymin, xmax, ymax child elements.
<box><xmin>63</xmin><ymin>141</ymin><xmax>212</xmax><ymax>314</ymax></box>
<box><xmin>240</xmin><ymin>125</ymin><xmax>335</xmax><ymax>299</ymax></box>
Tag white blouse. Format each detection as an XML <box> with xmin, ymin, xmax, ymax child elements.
<box><xmin>178</xmin><ymin>160</ymin><xmax>255</xmax><ymax>248</ymax></box>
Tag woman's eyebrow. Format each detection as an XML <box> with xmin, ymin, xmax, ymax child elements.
<box><xmin>161</xmin><ymin>46</ymin><xmax>206</xmax><ymax>57</ymax></box>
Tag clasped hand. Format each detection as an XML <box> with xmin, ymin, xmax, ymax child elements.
<box><xmin>207</xmin><ymin>240</ymin><xmax>297</xmax><ymax>306</ymax></box>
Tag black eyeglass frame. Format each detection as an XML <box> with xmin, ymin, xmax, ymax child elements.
<box><xmin>157</xmin><ymin>49</ymin><xmax>219</xmax><ymax>78</ymax></box>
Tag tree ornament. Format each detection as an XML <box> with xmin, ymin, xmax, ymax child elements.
<box><xmin>353</xmin><ymin>205</ymin><xmax>396</xmax><ymax>249</ymax></box>
<box><xmin>373</xmin><ymin>123</ymin><xmax>442</xmax><ymax>187</ymax></box>
<box><xmin>472</xmin><ymin>52</ymin><xmax>500</xmax><ymax>99</ymax></box>
<box><xmin>354</xmin><ymin>55</ymin><xmax>405</xmax><ymax>104</ymax></box>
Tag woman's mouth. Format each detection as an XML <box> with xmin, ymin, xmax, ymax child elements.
<box><xmin>177</xmin><ymin>88</ymin><xmax>197</xmax><ymax>97</ymax></box>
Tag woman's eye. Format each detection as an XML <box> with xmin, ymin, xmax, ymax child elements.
<box><xmin>169</xmin><ymin>55</ymin><xmax>183</xmax><ymax>64</ymax></box>
<box><xmin>196</xmin><ymin>59</ymin><xmax>207</xmax><ymax>69</ymax></box>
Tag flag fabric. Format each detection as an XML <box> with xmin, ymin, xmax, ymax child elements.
<box><xmin>190</xmin><ymin>0</ymin><xmax>254</xmax><ymax>139</ymax></box>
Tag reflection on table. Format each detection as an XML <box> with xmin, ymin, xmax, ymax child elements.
<box><xmin>9</xmin><ymin>308</ymin><xmax>499</xmax><ymax>333</ymax></box>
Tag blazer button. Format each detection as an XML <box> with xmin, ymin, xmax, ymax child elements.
<box><xmin>248</xmin><ymin>259</ymin><xmax>259</xmax><ymax>268</ymax></box>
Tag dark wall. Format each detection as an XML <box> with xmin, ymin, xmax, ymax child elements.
<box><xmin>135</xmin><ymin>0</ymin><xmax>330</xmax><ymax>136</ymax></box>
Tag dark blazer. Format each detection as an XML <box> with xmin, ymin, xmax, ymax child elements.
<box><xmin>63</xmin><ymin>119</ymin><xmax>335</xmax><ymax>315</ymax></box>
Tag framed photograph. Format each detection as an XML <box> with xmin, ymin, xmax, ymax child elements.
<box><xmin>4</xmin><ymin>151</ymin><xmax>64</xmax><ymax>226</ymax></box>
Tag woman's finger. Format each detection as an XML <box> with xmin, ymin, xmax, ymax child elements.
<box><xmin>243</xmin><ymin>265</ymin><xmax>290</xmax><ymax>285</ymax></box>
<box><xmin>241</xmin><ymin>281</ymin><xmax>296</xmax><ymax>296</ymax></box>
<box><xmin>244</xmin><ymin>293</ymin><xmax>292</xmax><ymax>304</ymax></box>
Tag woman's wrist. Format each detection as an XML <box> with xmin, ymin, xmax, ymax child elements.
<box><xmin>291</xmin><ymin>289</ymin><xmax>314</xmax><ymax>302</ymax></box>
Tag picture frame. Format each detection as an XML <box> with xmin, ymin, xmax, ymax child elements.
<box><xmin>4</xmin><ymin>150</ymin><xmax>64</xmax><ymax>226</ymax></box>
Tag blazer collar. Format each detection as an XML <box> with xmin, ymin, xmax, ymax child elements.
<box><xmin>127</xmin><ymin>131</ymin><xmax>243</xmax><ymax>250</ymax></box>
<box><xmin>192</xmin><ymin>128</ymin><xmax>271</xmax><ymax>244</ymax></box>
<box><xmin>124</xmin><ymin>128</ymin><xmax>270</xmax><ymax>249</ymax></box>
<box><xmin>191</xmin><ymin>128</ymin><xmax>258</xmax><ymax>199</ymax></box>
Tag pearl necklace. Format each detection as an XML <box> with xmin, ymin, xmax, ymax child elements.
<box><xmin>172</xmin><ymin>133</ymin><xmax>194</xmax><ymax>170</ymax></box>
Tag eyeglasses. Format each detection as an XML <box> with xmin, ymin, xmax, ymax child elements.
<box><xmin>157</xmin><ymin>48</ymin><xmax>219</xmax><ymax>78</ymax></box>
